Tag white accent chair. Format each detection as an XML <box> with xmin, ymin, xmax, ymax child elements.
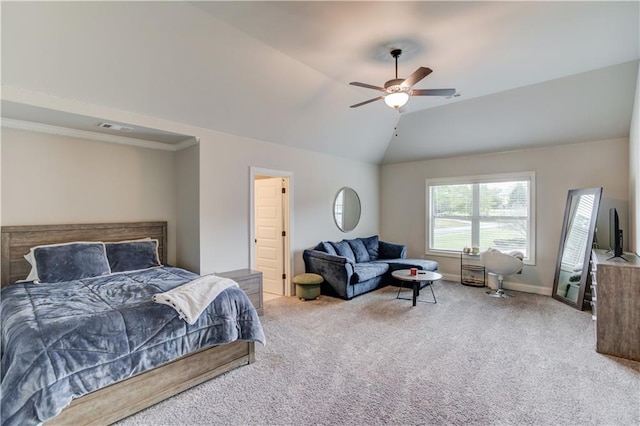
<box><xmin>480</xmin><ymin>248</ymin><xmax>523</xmax><ymax>298</ymax></box>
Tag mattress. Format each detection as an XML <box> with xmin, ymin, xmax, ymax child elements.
<box><xmin>0</xmin><ymin>266</ymin><xmax>265</xmax><ymax>426</ymax></box>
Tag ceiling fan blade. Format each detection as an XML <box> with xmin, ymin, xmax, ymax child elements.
<box><xmin>350</xmin><ymin>82</ymin><xmax>386</xmax><ymax>92</ymax></box>
<box><xmin>401</xmin><ymin>67</ymin><xmax>433</xmax><ymax>89</ymax></box>
<box><xmin>350</xmin><ymin>96</ymin><xmax>384</xmax><ymax>108</ymax></box>
<box><xmin>411</xmin><ymin>88</ymin><xmax>456</xmax><ymax>97</ymax></box>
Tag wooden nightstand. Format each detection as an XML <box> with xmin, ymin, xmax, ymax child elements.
<box><xmin>217</xmin><ymin>269</ymin><xmax>263</xmax><ymax>316</ymax></box>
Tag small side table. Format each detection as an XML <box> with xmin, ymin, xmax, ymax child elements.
<box><xmin>460</xmin><ymin>252</ymin><xmax>486</xmax><ymax>287</ymax></box>
<box><xmin>391</xmin><ymin>269</ymin><xmax>442</xmax><ymax>306</ymax></box>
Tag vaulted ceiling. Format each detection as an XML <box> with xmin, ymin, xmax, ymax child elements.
<box><xmin>2</xmin><ymin>1</ymin><xmax>639</xmax><ymax>164</ymax></box>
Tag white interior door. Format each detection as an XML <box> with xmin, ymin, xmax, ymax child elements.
<box><xmin>255</xmin><ymin>177</ymin><xmax>284</xmax><ymax>295</ymax></box>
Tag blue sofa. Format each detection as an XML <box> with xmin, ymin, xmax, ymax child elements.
<box><xmin>302</xmin><ymin>235</ymin><xmax>438</xmax><ymax>300</ymax></box>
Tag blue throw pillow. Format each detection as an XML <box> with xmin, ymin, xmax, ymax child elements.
<box><xmin>347</xmin><ymin>239</ymin><xmax>370</xmax><ymax>263</ymax></box>
<box><xmin>32</xmin><ymin>242</ymin><xmax>111</xmax><ymax>283</ymax></box>
<box><xmin>331</xmin><ymin>240</ymin><xmax>356</xmax><ymax>263</ymax></box>
<box><xmin>361</xmin><ymin>235</ymin><xmax>379</xmax><ymax>261</ymax></box>
<box><xmin>320</xmin><ymin>241</ymin><xmax>337</xmax><ymax>256</ymax></box>
<box><xmin>106</xmin><ymin>239</ymin><xmax>162</xmax><ymax>273</ymax></box>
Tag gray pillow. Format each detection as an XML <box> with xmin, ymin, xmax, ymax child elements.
<box><xmin>106</xmin><ymin>239</ymin><xmax>161</xmax><ymax>273</ymax></box>
<box><xmin>32</xmin><ymin>242</ymin><xmax>111</xmax><ymax>283</ymax></box>
<box><xmin>347</xmin><ymin>239</ymin><xmax>370</xmax><ymax>263</ymax></box>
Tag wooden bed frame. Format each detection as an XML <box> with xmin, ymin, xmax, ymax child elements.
<box><xmin>1</xmin><ymin>222</ymin><xmax>256</xmax><ymax>425</ymax></box>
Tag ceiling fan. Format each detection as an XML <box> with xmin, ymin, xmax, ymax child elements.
<box><xmin>350</xmin><ymin>48</ymin><xmax>456</xmax><ymax>110</ymax></box>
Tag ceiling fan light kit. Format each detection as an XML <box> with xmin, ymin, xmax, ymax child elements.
<box><xmin>350</xmin><ymin>48</ymin><xmax>456</xmax><ymax>110</ymax></box>
<box><xmin>384</xmin><ymin>91</ymin><xmax>409</xmax><ymax>109</ymax></box>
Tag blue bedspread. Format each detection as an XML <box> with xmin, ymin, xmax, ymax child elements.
<box><xmin>0</xmin><ymin>267</ymin><xmax>266</xmax><ymax>426</ymax></box>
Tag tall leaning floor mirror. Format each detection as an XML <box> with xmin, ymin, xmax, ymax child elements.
<box><xmin>552</xmin><ymin>187</ymin><xmax>602</xmax><ymax>310</ymax></box>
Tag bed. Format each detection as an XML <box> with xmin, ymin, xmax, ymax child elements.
<box><xmin>1</xmin><ymin>222</ymin><xmax>265</xmax><ymax>426</ymax></box>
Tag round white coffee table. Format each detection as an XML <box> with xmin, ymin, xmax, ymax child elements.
<box><xmin>391</xmin><ymin>269</ymin><xmax>443</xmax><ymax>306</ymax></box>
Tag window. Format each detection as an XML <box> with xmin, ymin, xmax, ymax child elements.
<box><xmin>426</xmin><ymin>172</ymin><xmax>536</xmax><ymax>264</ymax></box>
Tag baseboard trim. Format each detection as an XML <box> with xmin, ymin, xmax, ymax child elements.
<box><xmin>442</xmin><ymin>273</ymin><xmax>552</xmax><ymax>296</ymax></box>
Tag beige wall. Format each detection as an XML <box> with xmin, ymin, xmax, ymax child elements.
<box><xmin>0</xmin><ymin>120</ymin><xmax>380</xmax><ymax>287</ymax></box>
<box><xmin>629</xmin><ymin>62</ymin><xmax>640</xmax><ymax>256</ymax></box>
<box><xmin>196</xmin><ymin>129</ymin><xmax>379</xmax><ymax>280</ymax></box>
<box><xmin>175</xmin><ymin>143</ymin><xmax>200</xmax><ymax>272</ymax></box>
<box><xmin>380</xmin><ymin>138</ymin><xmax>629</xmax><ymax>294</ymax></box>
<box><xmin>1</xmin><ymin>127</ymin><xmax>178</xmax><ymax>264</ymax></box>
<box><xmin>2</xmin><ymin>120</ymin><xmax>632</xmax><ymax>294</ymax></box>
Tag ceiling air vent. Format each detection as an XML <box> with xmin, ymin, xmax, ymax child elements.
<box><xmin>98</xmin><ymin>122</ymin><xmax>133</xmax><ymax>132</ymax></box>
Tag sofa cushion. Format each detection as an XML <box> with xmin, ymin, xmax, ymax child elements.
<box><xmin>331</xmin><ymin>240</ymin><xmax>356</xmax><ymax>263</ymax></box>
<box><xmin>352</xmin><ymin>262</ymin><xmax>389</xmax><ymax>284</ymax></box>
<box><xmin>347</xmin><ymin>239</ymin><xmax>370</xmax><ymax>263</ymax></box>
<box><xmin>378</xmin><ymin>241</ymin><xmax>407</xmax><ymax>259</ymax></box>
<box><xmin>381</xmin><ymin>258</ymin><xmax>439</xmax><ymax>272</ymax></box>
<box><xmin>320</xmin><ymin>241</ymin><xmax>337</xmax><ymax>256</ymax></box>
<box><xmin>360</xmin><ymin>235</ymin><xmax>379</xmax><ymax>261</ymax></box>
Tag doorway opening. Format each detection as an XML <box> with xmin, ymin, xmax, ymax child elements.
<box><xmin>250</xmin><ymin>168</ymin><xmax>293</xmax><ymax>302</ymax></box>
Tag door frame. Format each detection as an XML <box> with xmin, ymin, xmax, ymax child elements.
<box><xmin>249</xmin><ymin>167</ymin><xmax>293</xmax><ymax>297</ymax></box>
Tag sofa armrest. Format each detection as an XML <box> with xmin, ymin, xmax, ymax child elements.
<box><xmin>378</xmin><ymin>241</ymin><xmax>407</xmax><ymax>259</ymax></box>
<box><xmin>302</xmin><ymin>249</ymin><xmax>354</xmax><ymax>299</ymax></box>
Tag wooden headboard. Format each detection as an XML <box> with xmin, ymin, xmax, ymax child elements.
<box><xmin>1</xmin><ymin>222</ymin><xmax>167</xmax><ymax>287</ymax></box>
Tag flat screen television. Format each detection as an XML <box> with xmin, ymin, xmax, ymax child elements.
<box><xmin>608</xmin><ymin>207</ymin><xmax>624</xmax><ymax>258</ymax></box>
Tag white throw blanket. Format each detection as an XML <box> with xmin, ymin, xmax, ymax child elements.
<box><xmin>152</xmin><ymin>274</ymin><xmax>239</xmax><ymax>324</ymax></box>
<box><xmin>508</xmin><ymin>250</ymin><xmax>525</xmax><ymax>260</ymax></box>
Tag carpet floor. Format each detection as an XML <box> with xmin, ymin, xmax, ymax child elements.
<box><xmin>118</xmin><ymin>281</ymin><xmax>640</xmax><ymax>425</ymax></box>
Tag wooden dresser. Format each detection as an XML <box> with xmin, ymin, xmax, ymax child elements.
<box><xmin>591</xmin><ymin>249</ymin><xmax>640</xmax><ymax>361</ymax></box>
<box><xmin>218</xmin><ymin>269</ymin><xmax>263</xmax><ymax>316</ymax></box>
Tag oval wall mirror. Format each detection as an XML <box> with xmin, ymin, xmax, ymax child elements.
<box><xmin>333</xmin><ymin>187</ymin><xmax>361</xmax><ymax>232</ymax></box>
